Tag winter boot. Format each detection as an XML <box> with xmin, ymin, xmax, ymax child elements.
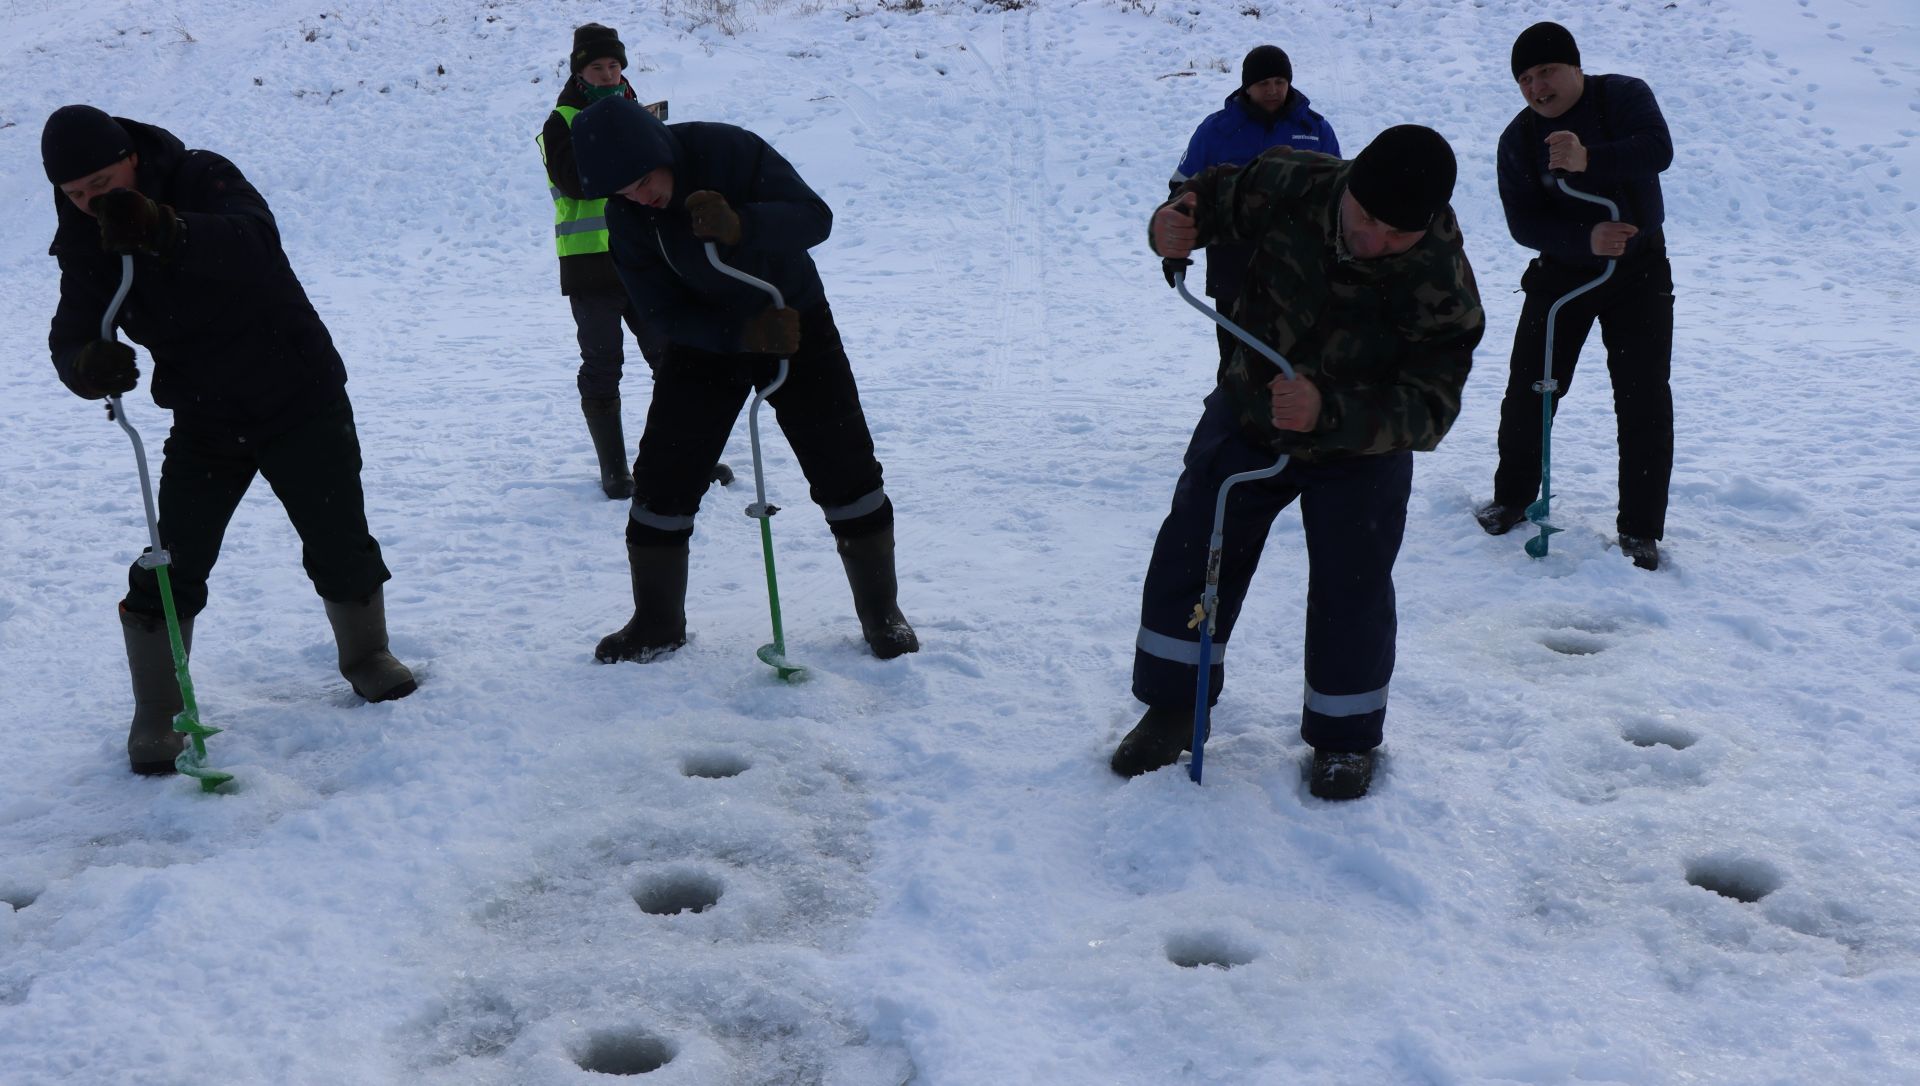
<box><xmin>1618</xmin><ymin>534</ymin><xmax>1660</xmax><ymax>571</ymax></box>
<box><xmin>120</xmin><ymin>604</ymin><xmax>193</xmax><ymax>775</ymax></box>
<box><xmin>1308</xmin><ymin>748</ymin><xmax>1375</xmax><ymax>800</ymax></box>
<box><xmin>1110</xmin><ymin>705</ymin><xmax>1200</xmax><ymax>779</ymax></box>
<box><xmin>323</xmin><ymin>587</ymin><xmax>417</xmax><ymax>702</ymax></box>
<box><xmin>835</xmin><ymin>527</ymin><xmax>919</xmax><ymax>659</ymax></box>
<box><xmin>581</xmin><ymin>395</ymin><xmax>635</xmax><ymax>500</ymax></box>
<box><xmin>595</xmin><ymin>542</ymin><xmax>690</xmax><ymax>663</ymax></box>
<box><xmin>1475</xmin><ymin>500</ymin><xmax>1528</xmax><ymax>536</ymax></box>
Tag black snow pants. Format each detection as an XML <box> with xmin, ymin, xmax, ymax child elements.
<box><xmin>570</xmin><ymin>289</ymin><xmax>668</xmax><ymax>400</ymax></box>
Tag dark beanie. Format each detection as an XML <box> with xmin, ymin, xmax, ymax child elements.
<box><xmin>1241</xmin><ymin>45</ymin><xmax>1292</xmax><ymax>90</ymax></box>
<box><xmin>1510</xmin><ymin>22</ymin><xmax>1579</xmax><ymax>79</ymax></box>
<box><xmin>41</xmin><ymin>105</ymin><xmax>134</xmax><ymax>185</ymax></box>
<box><xmin>570</xmin><ymin>23</ymin><xmax>627</xmax><ymax>75</ymax></box>
<box><xmin>1347</xmin><ymin>125</ymin><xmax>1458</xmax><ymax>233</ymax></box>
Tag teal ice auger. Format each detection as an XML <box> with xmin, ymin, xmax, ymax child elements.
<box><xmin>1524</xmin><ymin>177</ymin><xmax>1621</xmax><ymax>559</ymax></box>
<box><xmin>703</xmin><ymin>242</ymin><xmax>805</xmax><ymax>683</ymax></box>
<box><xmin>102</xmin><ymin>254</ymin><xmax>231</xmax><ymax>791</ymax></box>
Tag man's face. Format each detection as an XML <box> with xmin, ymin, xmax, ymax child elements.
<box><xmin>59</xmin><ymin>155</ymin><xmax>139</xmax><ymax>216</ymax></box>
<box><xmin>1338</xmin><ymin>189</ymin><xmax>1427</xmax><ymax>260</ymax></box>
<box><xmin>616</xmin><ymin>166</ymin><xmax>674</xmax><ymax>209</ymax></box>
<box><xmin>1516</xmin><ymin>62</ymin><xmax>1584</xmax><ymax>119</ymax></box>
<box><xmin>1245</xmin><ymin>76</ymin><xmax>1290</xmax><ymax>113</ymax></box>
<box><xmin>580</xmin><ymin>57</ymin><xmax>624</xmax><ymax>88</ymax></box>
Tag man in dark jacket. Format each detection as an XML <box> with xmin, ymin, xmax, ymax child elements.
<box><xmin>1171</xmin><ymin>45</ymin><xmax>1341</xmax><ymax>378</ymax></box>
<box><xmin>1117</xmin><ymin>127</ymin><xmax>1484</xmax><ymax>799</ymax></box>
<box><xmin>570</xmin><ymin>96</ymin><xmax>917</xmax><ymax>664</ymax></box>
<box><xmin>42</xmin><ymin>105</ymin><xmax>415</xmax><ymax>776</ymax></box>
<box><xmin>1474</xmin><ymin>22</ymin><xmax>1675</xmax><ymax>570</ymax></box>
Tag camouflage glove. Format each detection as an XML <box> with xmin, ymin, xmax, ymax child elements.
<box><xmin>685</xmin><ymin>190</ymin><xmax>742</xmax><ymax>245</ymax></box>
<box><xmin>740</xmin><ymin>306</ymin><xmax>800</xmax><ymax>355</ymax></box>
<box><xmin>73</xmin><ymin>340</ymin><xmax>140</xmax><ymax>399</ymax></box>
<box><xmin>94</xmin><ymin>188</ymin><xmax>181</xmax><ymax>256</ymax></box>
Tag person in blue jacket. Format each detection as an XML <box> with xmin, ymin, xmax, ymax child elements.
<box><xmin>1171</xmin><ymin>45</ymin><xmax>1340</xmax><ymax>376</ymax></box>
<box><xmin>1474</xmin><ymin>22</ymin><xmax>1674</xmax><ymax>571</ymax></box>
<box><xmin>569</xmin><ymin>97</ymin><xmax>917</xmax><ymax>664</ymax></box>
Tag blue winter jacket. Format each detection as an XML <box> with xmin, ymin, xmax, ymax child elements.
<box><xmin>1497</xmin><ymin>73</ymin><xmax>1672</xmax><ymax>267</ymax></box>
<box><xmin>1172</xmin><ymin>89</ymin><xmax>1340</xmax><ymax>300</ymax></box>
<box><xmin>572</xmin><ymin>97</ymin><xmax>831</xmax><ymax>355</ymax></box>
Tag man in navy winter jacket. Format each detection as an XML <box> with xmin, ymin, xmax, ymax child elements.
<box><xmin>569</xmin><ymin>96</ymin><xmax>917</xmax><ymax>664</ymax></box>
<box><xmin>1171</xmin><ymin>45</ymin><xmax>1340</xmax><ymax>375</ymax></box>
<box><xmin>1475</xmin><ymin>23</ymin><xmax>1676</xmax><ymax>570</ymax></box>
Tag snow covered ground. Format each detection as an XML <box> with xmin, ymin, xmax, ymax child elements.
<box><xmin>3</xmin><ymin>0</ymin><xmax>1918</xmax><ymax>1081</ymax></box>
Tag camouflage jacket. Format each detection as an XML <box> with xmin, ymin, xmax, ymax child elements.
<box><xmin>1168</xmin><ymin>147</ymin><xmax>1484</xmax><ymax>461</ymax></box>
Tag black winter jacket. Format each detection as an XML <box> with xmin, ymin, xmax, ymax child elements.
<box><xmin>1497</xmin><ymin>74</ymin><xmax>1673</xmax><ymax>267</ymax></box>
<box><xmin>47</xmin><ymin>118</ymin><xmax>347</xmax><ymax>432</ymax></box>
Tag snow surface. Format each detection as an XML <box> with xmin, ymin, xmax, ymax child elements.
<box><xmin>3</xmin><ymin>0</ymin><xmax>1919</xmax><ymax>1082</ymax></box>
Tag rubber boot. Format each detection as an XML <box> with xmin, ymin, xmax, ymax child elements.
<box><xmin>1110</xmin><ymin>705</ymin><xmax>1197</xmax><ymax>779</ymax></box>
<box><xmin>323</xmin><ymin>587</ymin><xmax>417</xmax><ymax>702</ymax></box>
<box><xmin>1308</xmin><ymin>748</ymin><xmax>1376</xmax><ymax>800</ymax></box>
<box><xmin>581</xmin><ymin>395</ymin><xmax>635</xmax><ymax>500</ymax></box>
<box><xmin>835</xmin><ymin>527</ymin><xmax>919</xmax><ymax>660</ymax></box>
<box><xmin>120</xmin><ymin>604</ymin><xmax>193</xmax><ymax>775</ymax></box>
<box><xmin>595</xmin><ymin>542</ymin><xmax>690</xmax><ymax>663</ymax></box>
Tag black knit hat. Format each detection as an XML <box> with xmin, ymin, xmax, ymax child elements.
<box><xmin>1347</xmin><ymin>125</ymin><xmax>1457</xmax><ymax>233</ymax></box>
<box><xmin>570</xmin><ymin>23</ymin><xmax>627</xmax><ymax>75</ymax></box>
<box><xmin>41</xmin><ymin>104</ymin><xmax>134</xmax><ymax>185</ymax></box>
<box><xmin>1241</xmin><ymin>45</ymin><xmax>1292</xmax><ymax>90</ymax></box>
<box><xmin>1510</xmin><ymin>22</ymin><xmax>1580</xmax><ymax>79</ymax></box>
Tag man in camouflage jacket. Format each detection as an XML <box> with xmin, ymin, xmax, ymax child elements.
<box><xmin>1111</xmin><ymin>126</ymin><xmax>1484</xmax><ymax>800</ymax></box>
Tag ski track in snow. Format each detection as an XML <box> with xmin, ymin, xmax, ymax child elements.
<box><xmin>2</xmin><ymin>0</ymin><xmax>1919</xmax><ymax>1083</ymax></box>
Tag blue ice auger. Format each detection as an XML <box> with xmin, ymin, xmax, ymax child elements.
<box><xmin>1169</xmin><ymin>263</ymin><xmax>1297</xmax><ymax>784</ymax></box>
<box><xmin>1524</xmin><ymin>177</ymin><xmax>1621</xmax><ymax>559</ymax></box>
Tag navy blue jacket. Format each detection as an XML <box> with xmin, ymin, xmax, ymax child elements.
<box><xmin>1173</xmin><ymin>90</ymin><xmax>1340</xmax><ymax>300</ymax></box>
<box><xmin>572</xmin><ymin>98</ymin><xmax>831</xmax><ymax>355</ymax></box>
<box><xmin>1497</xmin><ymin>74</ymin><xmax>1672</xmax><ymax>267</ymax></box>
<box><xmin>48</xmin><ymin>119</ymin><xmax>346</xmax><ymax>432</ymax></box>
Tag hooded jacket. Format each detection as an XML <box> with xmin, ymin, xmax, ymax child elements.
<box><xmin>47</xmin><ymin>118</ymin><xmax>346</xmax><ymax>432</ymax></box>
<box><xmin>571</xmin><ymin>98</ymin><xmax>832</xmax><ymax>355</ymax></box>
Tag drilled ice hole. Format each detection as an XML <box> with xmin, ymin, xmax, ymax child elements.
<box><xmin>1541</xmin><ymin>632</ymin><xmax>1606</xmax><ymax>656</ymax></box>
<box><xmin>1165</xmin><ymin>931</ymin><xmax>1257</xmax><ymax>970</ymax></box>
<box><xmin>1621</xmin><ymin>719</ymin><xmax>1698</xmax><ymax>750</ymax></box>
<box><xmin>680</xmin><ymin>751</ymin><xmax>751</xmax><ymax>779</ymax></box>
<box><xmin>576</xmin><ymin>1029</ymin><xmax>676</xmax><ymax>1076</ymax></box>
<box><xmin>1686</xmin><ymin>857</ymin><xmax>1783</xmax><ymax>904</ymax></box>
<box><xmin>633</xmin><ymin>871</ymin><xmax>723</xmax><ymax>916</ymax></box>
<box><xmin>1</xmin><ymin>890</ymin><xmax>38</xmax><ymax>912</ymax></box>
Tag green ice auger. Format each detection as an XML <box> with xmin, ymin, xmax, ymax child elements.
<box><xmin>102</xmin><ymin>254</ymin><xmax>231</xmax><ymax>790</ymax></box>
<box><xmin>1525</xmin><ymin>177</ymin><xmax>1621</xmax><ymax>559</ymax></box>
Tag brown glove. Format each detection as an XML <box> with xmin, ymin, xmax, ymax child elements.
<box><xmin>740</xmin><ymin>306</ymin><xmax>800</xmax><ymax>355</ymax></box>
<box><xmin>685</xmin><ymin>189</ymin><xmax>742</xmax><ymax>245</ymax></box>
<box><xmin>94</xmin><ymin>188</ymin><xmax>182</xmax><ymax>256</ymax></box>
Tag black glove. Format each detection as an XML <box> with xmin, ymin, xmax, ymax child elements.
<box><xmin>73</xmin><ymin>340</ymin><xmax>140</xmax><ymax>399</ymax></box>
<box><xmin>685</xmin><ymin>190</ymin><xmax>742</xmax><ymax>245</ymax></box>
<box><xmin>1162</xmin><ymin>257</ymin><xmax>1194</xmax><ymax>289</ymax></box>
<box><xmin>740</xmin><ymin>306</ymin><xmax>800</xmax><ymax>355</ymax></box>
<box><xmin>94</xmin><ymin>188</ymin><xmax>182</xmax><ymax>256</ymax></box>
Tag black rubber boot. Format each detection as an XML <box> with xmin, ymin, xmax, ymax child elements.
<box><xmin>1110</xmin><ymin>705</ymin><xmax>1199</xmax><ymax>779</ymax></box>
<box><xmin>323</xmin><ymin>587</ymin><xmax>418</xmax><ymax>702</ymax></box>
<box><xmin>1308</xmin><ymin>749</ymin><xmax>1376</xmax><ymax>800</ymax></box>
<box><xmin>1618</xmin><ymin>534</ymin><xmax>1660</xmax><ymax>571</ymax></box>
<box><xmin>581</xmin><ymin>395</ymin><xmax>635</xmax><ymax>500</ymax></box>
<box><xmin>1475</xmin><ymin>500</ymin><xmax>1528</xmax><ymax>536</ymax></box>
<box><xmin>120</xmin><ymin>604</ymin><xmax>193</xmax><ymax>775</ymax></box>
<box><xmin>835</xmin><ymin>527</ymin><xmax>919</xmax><ymax>660</ymax></box>
<box><xmin>595</xmin><ymin>542</ymin><xmax>690</xmax><ymax>663</ymax></box>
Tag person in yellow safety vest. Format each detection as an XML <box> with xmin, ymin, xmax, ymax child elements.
<box><xmin>537</xmin><ymin>23</ymin><xmax>669</xmax><ymax>499</ymax></box>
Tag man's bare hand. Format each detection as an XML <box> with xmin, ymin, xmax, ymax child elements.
<box><xmin>1545</xmin><ymin>130</ymin><xmax>1588</xmax><ymax>173</ymax></box>
<box><xmin>1150</xmin><ymin>191</ymin><xmax>1199</xmax><ymax>259</ymax></box>
<box><xmin>1269</xmin><ymin>373</ymin><xmax>1322</xmax><ymax>432</ymax></box>
<box><xmin>1590</xmin><ymin>220</ymin><xmax>1638</xmax><ymax>258</ymax></box>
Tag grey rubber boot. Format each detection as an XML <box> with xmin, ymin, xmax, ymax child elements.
<box><xmin>835</xmin><ymin>527</ymin><xmax>919</xmax><ymax>660</ymax></box>
<box><xmin>323</xmin><ymin>587</ymin><xmax>417</xmax><ymax>702</ymax></box>
<box><xmin>120</xmin><ymin>604</ymin><xmax>194</xmax><ymax>775</ymax></box>
<box><xmin>594</xmin><ymin>542</ymin><xmax>690</xmax><ymax>663</ymax></box>
<box><xmin>581</xmin><ymin>396</ymin><xmax>635</xmax><ymax>500</ymax></box>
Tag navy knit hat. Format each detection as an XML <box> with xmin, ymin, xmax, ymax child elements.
<box><xmin>41</xmin><ymin>105</ymin><xmax>133</xmax><ymax>185</ymax></box>
<box><xmin>1510</xmin><ymin>22</ymin><xmax>1580</xmax><ymax>79</ymax></box>
<box><xmin>570</xmin><ymin>23</ymin><xmax>627</xmax><ymax>75</ymax></box>
<box><xmin>1241</xmin><ymin>45</ymin><xmax>1292</xmax><ymax>90</ymax></box>
<box><xmin>1348</xmin><ymin>125</ymin><xmax>1457</xmax><ymax>233</ymax></box>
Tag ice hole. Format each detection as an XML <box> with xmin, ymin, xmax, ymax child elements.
<box><xmin>633</xmin><ymin>872</ymin><xmax>723</xmax><ymax>916</ymax></box>
<box><xmin>577</xmin><ymin>1029</ymin><xmax>676</xmax><ymax>1076</ymax></box>
<box><xmin>1621</xmin><ymin>720</ymin><xmax>1698</xmax><ymax>750</ymax></box>
<box><xmin>1</xmin><ymin>890</ymin><xmax>37</xmax><ymax>911</ymax></box>
<box><xmin>681</xmin><ymin>751</ymin><xmax>751</xmax><ymax>779</ymax></box>
<box><xmin>1686</xmin><ymin>857</ymin><xmax>1783</xmax><ymax>904</ymax></box>
<box><xmin>1165</xmin><ymin>932</ymin><xmax>1257</xmax><ymax>970</ymax></box>
<box><xmin>1541</xmin><ymin>633</ymin><xmax>1606</xmax><ymax>656</ymax></box>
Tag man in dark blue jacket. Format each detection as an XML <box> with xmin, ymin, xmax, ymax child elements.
<box><xmin>1171</xmin><ymin>45</ymin><xmax>1340</xmax><ymax>377</ymax></box>
<box><xmin>1475</xmin><ymin>23</ymin><xmax>1675</xmax><ymax>570</ymax></box>
<box><xmin>42</xmin><ymin>106</ymin><xmax>415</xmax><ymax>776</ymax></box>
<box><xmin>570</xmin><ymin>97</ymin><xmax>917</xmax><ymax>664</ymax></box>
